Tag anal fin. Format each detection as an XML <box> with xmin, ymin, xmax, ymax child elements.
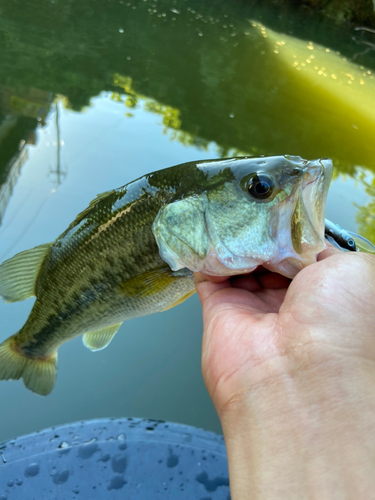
<box><xmin>83</xmin><ymin>323</ymin><xmax>122</xmax><ymax>351</ymax></box>
<box><xmin>0</xmin><ymin>243</ymin><xmax>52</xmax><ymax>302</ymax></box>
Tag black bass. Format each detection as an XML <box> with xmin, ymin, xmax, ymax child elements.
<box><xmin>0</xmin><ymin>155</ymin><xmax>332</xmax><ymax>395</ymax></box>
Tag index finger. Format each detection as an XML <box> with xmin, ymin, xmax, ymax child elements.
<box><xmin>193</xmin><ymin>272</ymin><xmax>231</xmax><ymax>304</ymax></box>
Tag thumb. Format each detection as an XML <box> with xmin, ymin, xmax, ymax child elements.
<box><xmin>317</xmin><ymin>244</ymin><xmax>345</xmax><ymax>262</ymax></box>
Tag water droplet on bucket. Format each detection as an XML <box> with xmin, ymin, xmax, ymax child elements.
<box><xmin>25</xmin><ymin>463</ymin><xmax>40</xmax><ymax>477</ymax></box>
<box><xmin>196</xmin><ymin>471</ymin><xmax>229</xmax><ymax>492</ymax></box>
<box><xmin>111</xmin><ymin>454</ymin><xmax>127</xmax><ymax>474</ymax></box>
<box><xmin>108</xmin><ymin>475</ymin><xmax>127</xmax><ymax>490</ymax></box>
<box><xmin>99</xmin><ymin>453</ymin><xmax>111</xmax><ymax>462</ymax></box>
<box><xmin>52</xmin><ymin>469</ymin><xmax>69</xmax><ymax>485</ymax></box>
<box><xmin>78</xmin><ymin>438</ymin><xmax>99</xmax><ymax>459</ymax></box>
<box><xmin>167</xmin><ymin>452</ymin><xmax>179</xmax><ymax>468</ymax></box>
<box><xmin>58</xmin><ymin>441</ymin><xmax>70</xmax><ymax>449</ymax></box>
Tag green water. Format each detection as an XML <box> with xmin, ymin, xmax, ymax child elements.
<box><xmin>0</xmin><ymin>0</ymin><xmax>374</xmax><ymax>442</ymax></box>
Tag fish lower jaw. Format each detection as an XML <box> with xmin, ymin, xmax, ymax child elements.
<box><xmin>192</xmin><ymin>250</ymin><xmax>320</xmax><ymax>278</ymax></box>
<box><xmin>157</xmin><ymin>235</ymin><xmax>323</xmax><ymax>278</ymax></box>
<box><xmin>197</xmin><ymin>256</ymin><xmax>259</xmax><ymax>276</ymax></box>
<box><xmin>170</xmin><ymin>251</ymin><xmax>260</xmax><ymax>276</ymax></box>
<box><xmin>158</xmin><ymin>239</ymin><xmax>264</xmax><ymax>276</ymax></box>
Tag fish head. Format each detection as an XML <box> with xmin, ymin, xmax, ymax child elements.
<box><xmin>152</xmin><ymin>155</ymin><xmax>332</xmax><ymax>278</ymax></box>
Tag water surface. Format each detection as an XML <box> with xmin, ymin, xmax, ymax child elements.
<box><xmin>0</xmin><ymin>0</ymin><xmax>374</xmax><ymax>442</ymax></box>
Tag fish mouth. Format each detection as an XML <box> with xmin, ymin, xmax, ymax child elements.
<box><xmin>291</xmin><ymin>158</ymin><xmax>333</xmax><ymax>261</ymax></box>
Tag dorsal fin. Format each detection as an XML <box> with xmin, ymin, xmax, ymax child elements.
<box><xmin>65</xmin><ymin>190</ymin><xmax>115</xmax><ymax>232</ymax></box>
<box><xmin>0</xmin><ymin>243</ymin><xmax>52</xmax><ymax>303</ymax></box>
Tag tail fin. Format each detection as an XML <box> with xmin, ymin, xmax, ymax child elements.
<box><xmin>0</xmin><ymin>336</ymin><xmax>57</xmax><ymax>396</ymax></box>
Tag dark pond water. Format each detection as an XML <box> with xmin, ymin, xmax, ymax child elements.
<box><xmin>0</xmin><ymin>0</ymin><xmax>374</xmax><ymax>442</ymax></box>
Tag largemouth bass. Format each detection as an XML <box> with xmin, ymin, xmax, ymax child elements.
<box><xmin>0</xmin><ymin>155</ymin><xmax>332</xmax><ymax>395</ymax></box>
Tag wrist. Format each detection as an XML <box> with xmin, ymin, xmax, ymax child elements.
<box><xmin>218</xmin><ymin>350</ymin><xmax>375</xmax><ymax>499</ymax></box>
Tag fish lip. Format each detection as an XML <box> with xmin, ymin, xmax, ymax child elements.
<box><xmin>271</xmin><ymin>157</ymin><xmax>332</xmax><ymax>265</ymax></box>
<box><xmin>298</xmin><ymin>158</ymin><xmax>333</xmax><ymax>256</ymax></box>
<box><xmin>302</xmin><ymin>158</ymin><xmax>332</xmax><ymax>185</ymax></box>
<box><xmin>245</xmin><ymin>157</ymin><xmax>331</xmax><ymax>271</ymax></box>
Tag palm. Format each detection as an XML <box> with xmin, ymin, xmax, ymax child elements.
<box><xmin>195</xmin><ymin>250</ymin><xmax>375</xmax><ymax>411</ymax></box>
<box><xmin>197</xmin><ymin>270</ymin><xmax>289</xmax><ymax>408</ymax></box>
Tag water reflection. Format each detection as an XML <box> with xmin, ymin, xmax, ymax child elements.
<box><xmin>1</xmin><ymin>2</ymin><xmax>375</xmax><ymax>163</ymax></box>
<box><xmin>1</xmin><ymin>0</ymin><xmax>374</xmax><ymax>169</ymax></box>
<box><xmin>356</xmin><ymin>171</ymin><xmax>375</xmax><ymax>244</ymax></box>
<box><xmin>0</xmin><ymin>87</ymin><xmax>53</xmax><ymax>224</ymax></box>
<box><xmin>0</xmin><ymin>145</ymin><xmax>27</xmax><ymax>226</ymax></box>
<box><xmin>49</xmin><ymin>102</ymin><xmax>67</xmax><ymax>188</ymax></box>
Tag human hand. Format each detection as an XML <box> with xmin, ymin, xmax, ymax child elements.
<box><xmin>194</xmin><ymin>248</ymin><xmax>375</xmax><ymax>499</ymax></box>
<box><xmin>195</xmin><ymin>246</ymin><xmax>375</xmax><ymax>413</ymax></box>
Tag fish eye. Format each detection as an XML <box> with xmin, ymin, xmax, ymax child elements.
<box><xmin>247</xmin><ymin>173</ymin><xmax>275</xmax><ymax>199</ymax></box>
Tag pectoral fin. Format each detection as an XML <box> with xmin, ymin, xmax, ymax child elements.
<box><xmin>118</xmin><ymin>267</ymin><xmax>195</xmax><ymax>311</ymax></box>
<box><xmin>161</xmin><ymin>289</ymin><xmax>196</xmax><ymax>311</ymax></box>
<box><xmin>118</xmin><ymin>267</ymin><xmax>177</xmax><ymax>299</ymax></box>
<box><xmin>83</xmin><ymin>323</ymin><xmax>123</xmax><ymax>351</ymax></box>
<box><xmin>0</xmin><ymin>243</ymin><xmax>52</xmax><ymax>302</ymax></box>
